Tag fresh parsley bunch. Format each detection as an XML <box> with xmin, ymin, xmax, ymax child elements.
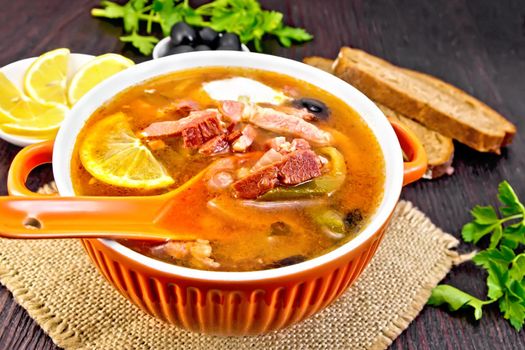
<box><xmin>91</xmin><ymin>0</ymin><xmax>313</xmax><ymax>55</ymax></box>
<box><xmin>428</xmin><ymin>181</ymin><xmax>525</xmax><ymax>330</ymax></box>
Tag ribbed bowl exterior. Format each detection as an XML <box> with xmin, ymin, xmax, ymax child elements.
<box><xmin>80</xmin><ymin>222</ymin><xmax>387</xmax><ymax>335</ymax></box>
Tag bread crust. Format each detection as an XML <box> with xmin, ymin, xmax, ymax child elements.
<box><xmin>377</xmin><ymin>104</ymin><xmax>454</xmax><ymax>179</ymax></box>
<box><xmin>333</xmin><ymin>47</ymin><xmax>516</xmax><ymax>153</ymax></box>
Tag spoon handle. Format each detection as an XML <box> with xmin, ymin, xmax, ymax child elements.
<box><xmin>0</xmin><ymin>196</ymin><xmax>195</xmax><ymax>240</ymax></box>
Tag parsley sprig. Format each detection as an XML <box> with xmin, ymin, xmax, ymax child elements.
<box><xmin>91</xmin><ymin>0</ymin><xmax>313</xmax><ymax>55</ymax></box>
<box><xmin>428</xmin><ymin>181</ymin><xmax>525</xmax><ymax>330</ymax></box>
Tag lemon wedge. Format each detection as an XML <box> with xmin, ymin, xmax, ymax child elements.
<box><xmin>23</xmin><ymin>48</ymin><xmax>70</xmax><ymax>106</ymax></box>
<box><xmin>79</xmin><ymin>112</ymin><xmax>174</xmax><ymax>189</ymax></box>
<box><xmin>0</xmin><ymin>103</ymin><xmax>67</xmax><ymax>137</ymax></box>
<box><xmin>68</xmin><ymin>54</ymin><xmax>134</xmax><ymax>106</ymax></box>
<box><xmin>0</xmin><ymin>71</ymin><xmax>68</xmax><ymax>138</ymax></box>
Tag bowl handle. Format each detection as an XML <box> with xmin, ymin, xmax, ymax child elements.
<box><xmin>8</xmin><ymin>140</ymin><xmax>56</xmax><ymax>197</ymax></box>
<box><xmin>388</xmin><ymin>118</ymin><xmax>427</xmax><ymax>186</ymax></box>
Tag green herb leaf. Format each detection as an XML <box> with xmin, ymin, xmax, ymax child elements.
<box><xmin>471</xmin><ymin>205</ymin><xmax>499</xmax><ymax>224</ymax></box>
<box><xmin>270</xmin><ymin>26</ymin><xmax>314</xmax><ymax>47</ymax></box>
<box><xmin>430</xmin><ymin>181</ymin><xmax>525</xmax><ymax>331</ymax></box>
<box><xmin>120</xmin><ymin>31</ymin><xmax>159</xmax><ymax>55</ymax></box>
<box><xmin>473</xmin><ymin>247</ymin><xmax>515</xmax><ymax>270</ymax></box>
<box><xmin>461</xmin><ymin>221</ymin><xmax>500</xmax><ymax>244</ymax></box>
<box><xmin>91</xmin><ymin>1</ymin><xmax>125</xmax><ymax>18</ymax></box>
<box><xmin>510</xmin><ymin>254</ymin><xmax>525</xmax><ymax>281</ymax></box>
<box><xmin>499</xmin><ymin>181</ymin><xmax>524</xmax><ymax>217</ymax></box>
<box><xmin>428</xmin><ymin>285</ymin><xmax>488</xmax><ymax>320</ymax></box>
<box><xmin>500</xmin><ymin>295</ymin><xmax>525</xmax><ymax>331</ymax></box>
<box><xmin>486</xmin><ymin>260</ymin><xmax>508</xmax><ymax>300</ymax></box>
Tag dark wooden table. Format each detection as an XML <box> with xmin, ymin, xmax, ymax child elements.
<box><xmin>0</xmin><ymin>0</ymin><xmax>524</xmax><ymax>348</ymax></box>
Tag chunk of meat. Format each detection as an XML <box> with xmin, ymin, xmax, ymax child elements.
<box><xmin>278</xmin><ymin>150</ymin><xmax>322</xmax><ymax>184</ymax></box>
<box><xmin>232</xmin><ymin>149</ymin><xmax>322</xmax><ymax>199</ymax></box>
<box><xmin>199</xmin><ymin>134</ymin><xmax>230</xmax><ymax>155</ymax></box>
<box><xmin>232</xmin><ymin>165</ymin><xmax>280</xmax><ymax>199</ymax></box>
<box><xmin>232</xmin><ymin>125</ymin><xmax>257</xmax><ymax>152</ymax></box>
<box><xmin>226</xmin><ymin>130</ymin><xmax>242</xmax><ymax>142</ymax></box>
<box><xmin>141</xmin><ymin>109</ymin><xmax>223</xmax><ymax>148</ymax></box>
<box><xmin>218</xmin><ymin>101</ymin><xmax>332</xmax><ymax>145</ymax></box>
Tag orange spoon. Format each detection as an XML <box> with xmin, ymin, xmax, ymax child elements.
<box><xmin>0</xmin><ymin>141</ymin><xmax>243</xmax><ymax>241</ymax></box>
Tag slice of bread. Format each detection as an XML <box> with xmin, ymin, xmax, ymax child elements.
<box><xmin>303</xmin><ymin>56</ymin><xmax>335</xmax><ymax>73</ymax></box>
<box><xmin>303</xmin><ymin>56</ymin><xmax>454</xmax><ymax>179</ymax></box>
<box><xmin>332</xmin><ymin>47</ymin><xmax>516</xmax><ymax>153</ymax></box>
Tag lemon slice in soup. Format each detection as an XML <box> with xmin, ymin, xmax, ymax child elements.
<box><xmin>79</xmin><ymin>112</ymin><xmax>174</xmax><ymax>189</ymax></box>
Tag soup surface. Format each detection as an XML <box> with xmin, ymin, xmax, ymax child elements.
<box><xmin>71</xmin><ymin>67</ymin><xmax>385</xmax><ymax>271</ymax></box>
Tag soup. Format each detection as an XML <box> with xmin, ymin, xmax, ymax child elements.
<box><xmin>71</xmin><ymin>67</ymin><xmax>385</xmax><ymax>271</ymax></box>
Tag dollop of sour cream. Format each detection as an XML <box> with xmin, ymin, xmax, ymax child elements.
<box><xmin>202</xmin><ymin>77</ymin><xmax>289</xmax><ymax>104</ymax></box>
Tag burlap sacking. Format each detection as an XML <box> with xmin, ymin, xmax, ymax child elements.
<box><xmin>0</xmin><ymin>183</ymin><xmax>459</xmax><ymax>350</ymax></box>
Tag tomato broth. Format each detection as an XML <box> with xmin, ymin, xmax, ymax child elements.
<box><xmin>71</xmin><ymin>67</ymin><xmax>385</xmax><ymax>271</ymax></box>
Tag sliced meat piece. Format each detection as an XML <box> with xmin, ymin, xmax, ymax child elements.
<box><xmin>251</xmin><ymin>148</ymin><xmax>285</xmax><ymax>172</ymax></box>
<box><xmin>232</xmin><ymin>165</ymin><xmax>280</xmax><ymax>199</ymax></box>
<box><xmin>232</xmin><ymin>125</ymin><xmax>257</xmax><ymax>152</ymax></box>
<box><xmin>218</xmin><ymin>101</ymin><xmax>331</xmax><ymax>145</ymax></box>
<box><xmin>218</xmin><ymin>100</ymin><xmax>244</xmax><ymax>122</ymax></box>
<box><xmin>261</xmin><ymin>104</ymin><xmax>315</xmax><ymax>121</ymax></box>
<box><xmin>157</xmin><ymin>99</ymin><xmax>199</xmax><ymax>118</ymax></box>
<box><xmin>141</xmin><ymin>109</ymin><xmax>223</xmax><ymax>148</ymax></box>
<box><xmin>140</xmin><ymin>120</ymin><xmax>186</xmax><ymax>139</ymax></box>
<box><xmin>199</xmin><ymin>134</ymin><xmax>230</xmax><ymax>155</ymax></box>
<box><xmin>232</xmin><ymin>149</ymin><xmax>322</xmax><ymax>199</ymax></box>
<box><xmin>278</xmin><ymin>149</ymin><xmax>322</xmax><ymax>185</ymax></box>
<box><xmin>247</xmin><ymin>106</ymin><xmax>332</xmax><ymax>145</ymax></box>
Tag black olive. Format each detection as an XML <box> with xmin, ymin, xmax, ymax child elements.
<box><xmin>266</xmin><ymin>255</ymin><xmax>306</xmax><ymax>269</ymax></box>
<box><xmin>344</xmin><ymin>209</ymin><xmax>363</xmax><ymax>229</ymax></box>
<box><xmin>270</xmin><ymin>221</ymin><xmax>291</xmax><ymax>236</ymax></box>
<box><xmin>170</xmin><ymin>22</ymin><xmax>197</xmax><ymax>46</ymax></box>
<box><xmin>198</xmin><ymin>27</ymin><xmax>219</xmax><ymax>48</ymax></box>
<box><xmin>293</xmin><ymin>98</ymin><xmax>330</xmax><ymax>120</ymax></box>
<box><xmin>165</xmin><ymin>45</ymin><xmax>194</xmax><ymax>55</ymax></box>
<box><xmin>218</xmin><ymin>33</ymin><xmax>241</xmax><ymax>51</ymax></box>
<box><xmin>194</xmin><ymin>44</ymin><xmax>211</xmax><ymax>51</ymax></box>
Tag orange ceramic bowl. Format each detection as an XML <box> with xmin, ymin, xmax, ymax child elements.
<box><xmin>7</xmin><ymin>52</ymin><xmax>426</xmax><ymax>335</ymax></box>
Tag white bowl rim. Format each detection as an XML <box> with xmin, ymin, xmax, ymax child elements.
<box><xmin>53</xmin><ymin>51</ymin><xmax>403</xmax><ymax>282</ymax></box>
